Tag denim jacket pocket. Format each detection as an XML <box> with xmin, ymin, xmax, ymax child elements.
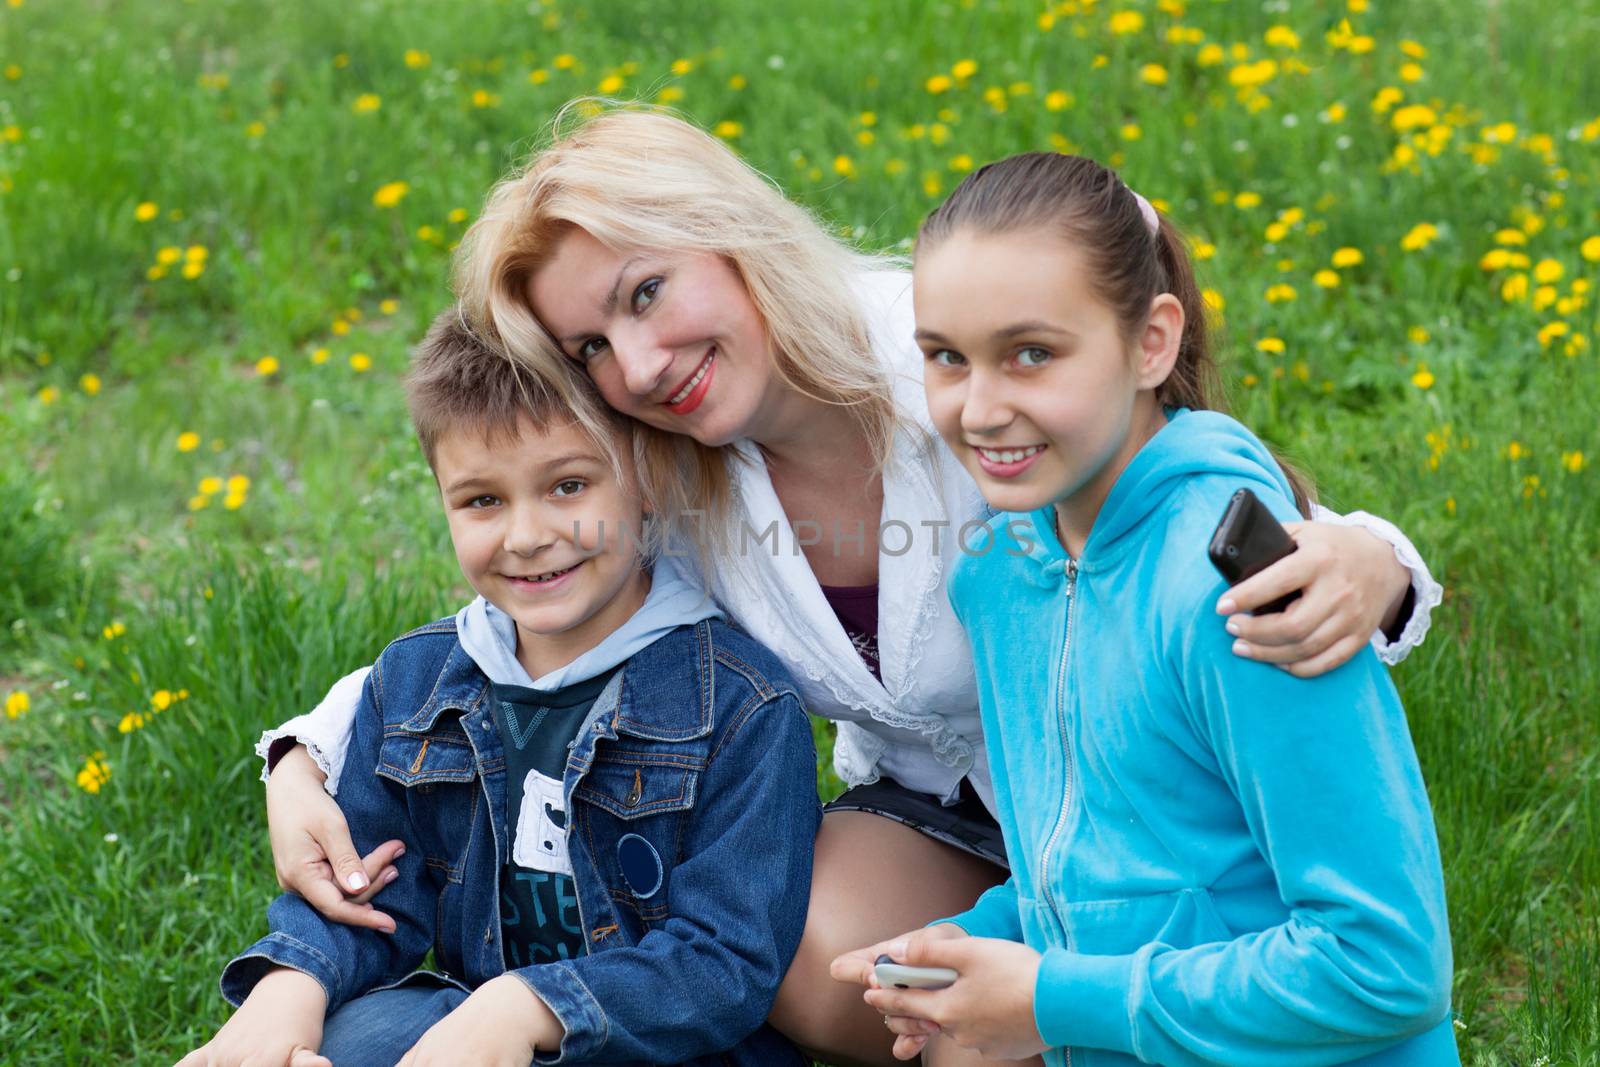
<box><xmin>576</xmin><ymin>752</ymin><xmax>702</xmax><ymax>820</ymax></box>
<box><xmin>374</xmin><ymin>725</ymin><xmax>477</xmax><ymax>788</ymax></box>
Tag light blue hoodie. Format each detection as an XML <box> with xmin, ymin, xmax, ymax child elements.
<box><xmin>942</xmin><ymin>409</ymin><xmax>1458</xmax><ymax>1067</ymax></box>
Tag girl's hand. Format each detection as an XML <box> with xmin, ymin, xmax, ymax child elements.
<box><xmin>175</xmin><ymin>967</ymin><xmax>330</xmax><ymax>1067</ymax></box>
<box><xmin>862</xmin><ymin>936</ymin><xmax>1046</xmax><ymax>1063</ymax></box>
<box><xmin>266</xmin><ymin>745</ymin><xmax>405</xmax><ymax>933</ymax></box>
<box><xmin>398</xmin><ymin>975</ymin><xmax>562</xmax><ymax>1067</ymax></box>
<box><xmin>1216</xmin><ymin>520</ymin><xmax>1410</xmax><ymax>678</ymax></box>
<box><xmin>828</xmin><ymin>921</ymin><xmax>970</xmax><ymax>988</ymax></box>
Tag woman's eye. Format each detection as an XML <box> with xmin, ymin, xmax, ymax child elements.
<box><xmin>467</xmin><ymin>495</ymin><xmax>499</xmax><ymax>509</ymax></box>
<box><xmin>552</xmin><ymin>480</ymin><xmax>586</xmax><ymax>498</ymax></box>
<box><xmin>631</xmin><ymin>277</ymin><xmax>661</xmax><ymax>314</ymax></box>
<box><xmin>927</xmin><ymin>349</ymin><xmax>966</xmax><ymax>368</ymax></box>
<box><xmin>1016</xmin><ymin>346</ymin><xmax>1051</xmax><ymax>367</ymax></box>
<box><xmin>577</xmin><ymin>336</ymin><xmax>609</xmax><ymax>361</ymax></box>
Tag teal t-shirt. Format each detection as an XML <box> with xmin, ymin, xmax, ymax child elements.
<box><xmin>489</xmin><ymin>668</ymin><xmax>618</xmax><ymax>968</ymax></box>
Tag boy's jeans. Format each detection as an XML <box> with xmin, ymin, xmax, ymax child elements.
<box><xmin>319</xmin><ymin>979</ymin><xmax>471</xmax><ymax>1067</ymax></box>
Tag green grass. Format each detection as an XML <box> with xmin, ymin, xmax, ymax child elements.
<box><xmin>1</xmin><ymin>0</ymin><xmax>1597</xmax><ymax>1062</ymax></box>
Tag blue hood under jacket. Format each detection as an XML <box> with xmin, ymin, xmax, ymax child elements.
<box><xmin>943</xmin><ymin>409</ymin><xmax>1459</xmax><ymax>1067</ymax></box>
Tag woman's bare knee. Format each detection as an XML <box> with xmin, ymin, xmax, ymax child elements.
<box><xmin>769</xmin><ymin>811</ymin><xmax>1007</xmax><ymax>1067</ymax></box>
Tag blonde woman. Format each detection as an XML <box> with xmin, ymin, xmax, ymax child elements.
<box><xmin>260</xmin><ymin>108</ymin><xmax>1441</xmax><ymax>1067</ymax></box>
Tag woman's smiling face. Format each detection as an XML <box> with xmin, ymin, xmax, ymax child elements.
<box><xmin>527</xmin><ymin>226</ymin><xmax>781</xmax><ymax>448</ymax></box>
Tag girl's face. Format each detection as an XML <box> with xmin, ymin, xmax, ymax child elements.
<box><xmin>914</xmin><ymin>228</ymin><xmax>1179</xmax><ymax>543</ymax></box>
<box><xmin>528</xmin><ymin>226</ymin><xmax>782</xmax><ymax>448</ymax></box>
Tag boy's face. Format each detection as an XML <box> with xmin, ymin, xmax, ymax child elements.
<box><xmin>433</xmin><ymin>416</ymin><xmax>650</xmax><ymax>678</ymax></box>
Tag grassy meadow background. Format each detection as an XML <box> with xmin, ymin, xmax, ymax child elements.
<box><xmin>1</xmin><ymin>0</ymin><xmax>1597</xmax><ymax>1062</ymax></box>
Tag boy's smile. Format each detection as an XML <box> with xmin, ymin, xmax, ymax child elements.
<box><xmin>433</xmin><ymin>416</ymin><xmax>650</xmax><ymax>679</ymax></box>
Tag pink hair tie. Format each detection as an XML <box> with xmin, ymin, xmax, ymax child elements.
<box><xmin>1129</xmin><ymin>188</ymin><xmax>1159</xmax><ymax>236</ymax></box>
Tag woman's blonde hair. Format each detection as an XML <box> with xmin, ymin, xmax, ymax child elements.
<box><xmin>455</xmin><ymin>102</ymin><xmax>902</xmax><ymax>549</ymax></box>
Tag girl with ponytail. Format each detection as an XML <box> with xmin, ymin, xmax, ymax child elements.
<box><xmin>834</xmin><ymin>153</ymin><xmax>1459</xmax><ymax>1067</ymax></box>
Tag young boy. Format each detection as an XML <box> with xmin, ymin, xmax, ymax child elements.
<box><xmin>181</xmin><ymin>311</ymin><xmax>820</xmax><ymax>1067</ymax></box>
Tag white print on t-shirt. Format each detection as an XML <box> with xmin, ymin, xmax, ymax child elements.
<box><xmin>512</xmin><ymin>769</ymin><xmax>573</xmax><ymax>875</ymax></box>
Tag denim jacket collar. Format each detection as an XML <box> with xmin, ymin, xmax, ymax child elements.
<box><xmin>395</xmin><ymin>619</ymin><xmax>717</xmax><ymax>746</ymax></box>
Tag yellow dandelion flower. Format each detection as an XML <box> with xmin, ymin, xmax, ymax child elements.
<box><xmin>553</xmin><ymin>53</ymin><xmax>577</xmax><ymax>70</ymax></box>
<box><xmin>102</xmin><ymin>620</ymin><xmax>128</xmax><ymax>640</ymax></box>
<box><xmin>1494</xmin><ymin>228</ymin><xmax>1528</xmax><ymax>246</ymax></box>
<box><xmin>1478</xmin><ymin>248</ymin><xmax>1512</xmax><ymax>271</ymax></box>
<box><xmin>1506</xmin><ymin>440</ymin><xmax>1530</xmax><ymax>460</ymax></box>
<box><xmin>1202</xmin><ymin>288</ymin><xmax>1225</xmax><ymax>313</ymax></box>
<box><xmin>529</xmin><ymin>68</ymin><xmax>550</xmax><ymax>85</ymax></box>
<box><xmin>714</xmin><ymin>120</ymin><xmax>743</xmax><ymax>139</ymax></box>
<box><xmin>1141</xmin><ymin>64</ymin><xmax>1169</xmax><ymax>85</ymax></box>
<box><xmin>255</xmin><ymin>356</ymin><xmax>279</xmax><ymax>376</ymax></box>
<box><xmin>1399</xmin><ymin>223</ymin><xmax>1438</xmax><ymax>251</ymax></box>
<box><xmin>1532</xmin><ymin>286</ymin><xmax>1558</xmax><ymax>312</ymax></box>
<box><xmin>728</xmin><ymin>73</ymin><xmax>747</xmax><ymax>90</ymax></box>
<box><xmin>1501</xmin><ymin>273</ymin><xmax>1529</xmax><ymax>301</ymax></box>
<box><xmin>1194</xmin><ymin>241</ymin><xmax>1216</xmax><ymax>260</ymax></box>
<box><xmin>885</xmin><ymin>158</ymin><xmax>907</xmax><ymax>176</ymax></box>
<box><xmin>1399</xmin><ymin>63</ymin><xmax>1424</xmax><ymax>83</ymax></box>
<box><xmin>1331</xmin><ymin>247</ymin><xmax>1363</xmax><ymax>268</ymax></box>
<box><xmin>925</xmin><ymin>74</ymin><xmax>952</xmax><ymax>94</ymax></box>
<box><xmin>1233</xmin><ymin>191</ymin><xmax>1262</xmax><ymax>209</ymax></box>
<box><xmin>952</xmin><ymin>59</ymin><xmax>979</xmax><ymax>80</ymax></box>
<box><xmin>1263</xmin><ymin>25</ymin><xmax>1300</xmax><ymax>50</ymax></box>
<box><xmin>331</xmin><ymin>319</ymin><xmax>351</xmax><ymax>336</ymax></box>
<box><xmin>223</xmin><ymin>492</ymin><xmax>246</xmax><ymax>510</ymax></box>
<box><xmin>447</xmin><ymin>208</ymin><xmax>468</xmax><ymax>224</ymax></box>
<box><xmin>4</xmin><ymin>691</ymin><xmax>28</xmax><ymax>719</ymax></box>
<box><xmin>1313</xmin><ymin>269</ymin><xmax>1340</xmax><ymax>288</ymax></box>
<box><xmin>1256</xmin><ymin>337</ymin><xmax>1286</xmax><ymax>354</ymax></box>
<box><xmin>1264</xmin><ymin>222</ymin><xmax>1289</xmax><ymax>243</ymax></box>
<box><xmin>350</xmin><ymin>353</ymin><xmax>373</xmax><ymax>372</ymax></box>
<box><xmin>177</xmin><ymin>431</ymin><xmax>200</xmax><ymax>452</ymax></box>
<box><xmin>671</xmin><ymin>58</ymin><xmax>695</xmax><ymax>75</ymax></box>
<box><xmin>595</xmin><ymin>74</ymin><xmax>625</xmax><ymax>95</ymax></box>
<box><xmin>950</xmin><ymin>154</ymin><xmax>974</xmax><ymax>172</ymax></box>
<box><xmin>146</xmin><ymin>264</ymin><xmax>167</xmax><ymax>281</ymax></box>
<box><xmin>181</xmin><ymin>261</ymin><xmax>204</xmax><ymax>280</ymax></box>
<box><xmin>77</xmin><ymin>753</ymin><xmax>112</xmax><ymax>794</ymax></box>
<box><xmin>1108</xmin><ymin>10</ymin><xmax>1145</xmax><ymax>35</ymax></box>
<box><xmin>929</xmin><ymin>122</ymin><xmax>951</xmax><ymax>145</ymax></box>
<box><xmin>1324</xmin><ymin>102</ymin><xmax>1347</xmax><ymax>123</ymax></box>
<box><xmin>1265</xmin><ymin>283</ymin><xmax>1298</xmax><ymax>303</ymax></box>
<box><xmin>404</xmin><ymin>49</ymin><xmax>431</xmax><ymax>69</ymax></box>
<box><xmin>1399</xmin><ymin>39</ymin><xmax>1427</xmax><ymax>59</ymax></box>
<box><xmin>1242</xmin><ymin>374</ymin><xmax>1259</xmax><ymax>387</ymax></box>
<box><xmin>135</xmin><ymin>201</ymin><xmax>159</xmax><ymax>222</ymax></box>
<box><xmin>372</xmin><ymin>181</ymin><xmax>410</xmax><ymax>209</ymax></box>
<box><xmin>353</xmin><ymin>93</ymin><xmax>381</xmax><ymax>114</ymax></box>
<box><xmin>118</xmin><ymin>712</ymin><xmax>148</xmax><ymax>734</ymax></box>
<box><xmin>1045</xmin><ymin>89</ymin><xmax>1074</xmax><ymax>111</ymax></box>
<box><xmin>3</xmin><ymin>64</ymin><xmax>20</xmax><ymax>80</ymax></box>
<box><xmin>155</xmin><ymin>246</ymin><xmax>182</xmax><ymax>266</ymax></box>
<box><xmin>80</xmin><ymin>373</ymin><xmax>102</xmax><ymax>395</ymax></box>
<box><xmin>833</xmin><ymin>155</ymin><xmax>858</xmax><ymax>178</ymax></box>
<box><xmin>186</xmin><ymin>245</ymin><xmax>208</xmax><ymax>262</ymax></box>
<box><xmin>226</xmin><ymin>475</ymin><xmax>250</xmax><ymax>495</ymax></box>
<box><xmin>1120</xmin><ymin>123</ymin><xmax>1142</xmax><ymax>141</ymax></box>
<box><xmin>188</xmin><ymin>494</ymin><xmax>210</xmax><ymax>511</ymax></box>
<box><xmin>1391</xmin><ymin>104</ymin><xmax>1437</xmax><ymax>131</ymax></box>
<box><xmin>1372</xmin><ymin>86</ymin><xmax>1404</xmax><ymax>114</ymax></box>
<box><xmin>1562</xmin><ymin>450</ymin><xmax>1586</xmax><ymax>474</ymax></box>
<box><xmin>311</xmin><ymin>347</ymin><xmax>330</xmax><ymax>364</ymax></box>
<box><xmin>38</xmin><ymin>384</ymin><xmax>59</xmax><ymax>406</ymax></box>
<box><xmin>1533</xmin><ymin>258</ymin><xmax>1564</xmax><ymax>284</ymax></box>
<box><xmin>1197</xmin><ymin>43</ymin><xmax>1224</xmax><ymax>67</ymax></box>
<box><xmin>377</xmin><ymin>299</ymin><xmax>398</xmax><ymax>316</ymax></box>
<box><xmin>922</xmin><ymin>172</ymin><xmax>943</xmax><ymax>198</ymax></box>
<box><xmin>1411</xmin><ymin>364</ymin><xmax>1435</xmax><ymax>389</ymax></box>
<box><xmin>198</xmin><ymin>476</ymin><xmax>224</xmax><ymax>495</ymax></box>
<box><xmin>1409</xmin><ymin>325</ymin><xmax>1431</xmax><ymax>344</ymax></box>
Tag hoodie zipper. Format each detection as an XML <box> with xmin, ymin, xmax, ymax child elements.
<box><xmin>1038</xmin><ymin>559</ymin><xmax>1077</xmax><ymax>1067</ymax></box>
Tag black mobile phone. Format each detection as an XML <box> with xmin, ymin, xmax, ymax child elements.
<box><xmin>1207</xmin><ymin>488</ymin><xmax>1300</xmax><ymax>615</ymax></box>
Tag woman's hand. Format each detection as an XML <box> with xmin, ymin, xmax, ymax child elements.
<box><xmin>1216</xmin><ymin>520</ymin><xmax>1411</xmax><ymax>678</ymax></box>
<box><xmin>859</xmin><ymin>935</ymin><xmax>1047</xmax><ymax>1063</ymax></box>
<box><xmin>398</xmin><ymin>975</ymin><xmax>562</xmax><ymax>1067</ymax></box>
<box><xmin>175</xmin><ymin>967</ymin><xmax>330</xmax><ymax>1067</ymax></box>
<box><xmin>266</xmin><ymin>745</ymin><xmax>405</xmax><ymax>933</ymax></box>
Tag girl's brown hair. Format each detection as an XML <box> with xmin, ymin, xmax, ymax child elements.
<box><xmin>917</xmin><ymin>152</ymin><xmax>1313</xmax><ymax>514</ymax></box>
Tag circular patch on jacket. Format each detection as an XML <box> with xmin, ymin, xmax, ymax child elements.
<box><xmin>617</xmin><ymin>833</ymin><xmax>664</xmax><ymax>899</ymax></box>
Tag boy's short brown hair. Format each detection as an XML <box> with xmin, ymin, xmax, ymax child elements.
<box><xmin>406</xmin><ymin>306</ymin><xmax>629</xmax><ymax>472</ymax></box>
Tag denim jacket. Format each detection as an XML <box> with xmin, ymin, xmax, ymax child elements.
<box><xmin>222</xmin><ymin>616</ymin><xmax>820</xmax><ymax>1066</ymax></box>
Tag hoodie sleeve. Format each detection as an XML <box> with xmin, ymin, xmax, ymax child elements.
<box><xmin>1031</xmin><ymin>560</ymin><xmax>1453</xmax><ymax>1064</ymax></box>
<box><xmin>937</xmin><ymin>878</ymin><xmax>1024</xmax><ymax>941</ymax></box>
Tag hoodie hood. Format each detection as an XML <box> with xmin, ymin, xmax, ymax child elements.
<box><xmin>1014</xmin><ymin>408</ymin><xmax>1296</xmax><ymax>581</ymax></box>
<box><xmin>455</xmin><ymin>553</ymin><xmax>724</xmax><ymax>690</ymax></box>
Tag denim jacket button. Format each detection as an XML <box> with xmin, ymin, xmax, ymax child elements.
<box><xmin>625</xmin><ymin>789</ymin><xmax>641</xmax><ymax>806</ymax></box>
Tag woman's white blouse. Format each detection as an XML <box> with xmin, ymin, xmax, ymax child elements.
<box><xmin>260</xmin><ymin>272</ymin><xmax>1442</xmax><ymax>806</ymax></box>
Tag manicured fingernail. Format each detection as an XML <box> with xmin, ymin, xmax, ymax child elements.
<box><xmin>1225</xmin><ymin>619</ymin><xmax>1241</xmax><ymax>636</ymax></box>
<box><xmin>383</xmin><ymin>869</ymin><xmax>398</xmax><ymax>884</ymax></box>
<box><xmin>1217</xmin><ymin>597</ymin><xmax>1236</xmax><ymax>615</ymax></box>
<box><xmin>393</xmin><ymin>846</ymin><xmax>405</xmax><ymax>858</ymax></box>
<box><xmin>886</xmin><ymin>940</ymin><xmax>908</xmax><ymax>960</ymax></box>
<box><xmin>1232</xmin><ymin>640</ymin><xmax>1252</xmax><ymax>658</ymax></box>
<box><xmin>347</xmin><ymin>872</ymin><xmax>368</xmax><ymax>891</ymax></box>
